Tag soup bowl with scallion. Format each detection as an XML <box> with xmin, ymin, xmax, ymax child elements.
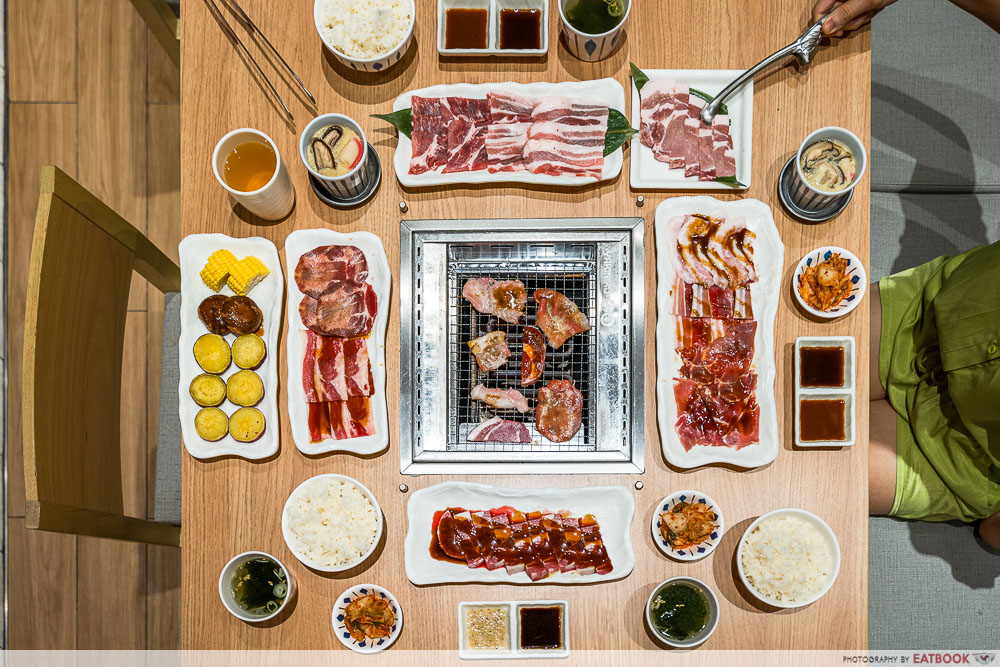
<box><xmin>218</xmin><ymin>551</ymin><xmax>296</xmax><ymax>622</ymax></box>
<box><xmin>645</xmin><ymin>576</ymin><xmax>720</xmax><ymax>648</ymax></box>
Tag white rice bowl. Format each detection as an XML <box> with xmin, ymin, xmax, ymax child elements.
<box><xmin>282</xmin><ymin>474</ymin><xmax>383</xmax><ymax>572</ymax></box>
<box><xmin>315</xmin><ymin>0</ymin><xmax>413</xmax><ymax>60</ymax></box>
<box><xmin>737</xmin><ymin>508</ymin><xmax>840</xmax><ymax>608</ymax></box>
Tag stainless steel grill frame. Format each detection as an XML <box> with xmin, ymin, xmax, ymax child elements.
<box><xmin>400</xmin><ymin>218</ymin><xmax>645</xmax><ymax>475</ymax></box>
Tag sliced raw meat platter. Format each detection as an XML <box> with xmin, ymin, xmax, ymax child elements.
<box><xmin>535</xmin><ymin>379</ymin><xmax>583</xmax><ymax>443</ymax></box>
<box><xmin>534</xmin><ymin>288</ymin><xmax>591</xmax><ymax>348</ymax></box>
<box><xmin>431</xmin><ymin>507</ymin><xmax>613</xmax><ymax>581</ymax></box>
<box><xmin>302</xmin><ymin>330</ymin><xmax>375</xmax><ymax>442</ymax></box>
<box><xmin>520</xmin><ymin>326</ymin><xmax>545</xmax><ymax>386</ymax></box>
<box><xmin>470</xmin><ymin>383</ymin><xmax>529</xmax><ymax>413</ymax></box>
<box><xmin>294</xmin><ymin>244</ymin><xmax>369</xmax><ymax>297</ymax></box>
<box><xmin>638</xmin><ymin>76</ymin><xmax>736</xmax><ymax>182</ymax></box>
<box><xmin>468</xmin><ymin>331</ymin><xmax>511</xmax><ymax>372</ymax></box>
<box><xmin>299</xmin><ymin>281</ymin><xmax>376</xmax><ymax>338</ymax></box>
<box><xmin>468</xmin><ymin>416</ymin><xmax>530</xmax><ymax>443</ymax></box>
<box><xmin>405</xmin><ymin>90</ymin><xmax>610</xmax><ymax>179</ymax></box>
<box><xmin>462</xmin><ymin>277</ymin><xmax>527</xmax><ymax>324</ymax></box>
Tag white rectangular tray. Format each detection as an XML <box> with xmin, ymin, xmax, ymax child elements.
<box><xmin>177</xmin><ymin>234</ymin><xmax>282</xmax><ymax>460</ymax></box>
<box><xmin>404</xmin><ymin>481</ymin><xmax>635</xmax><ymax>585</ymax></box>
<box><xmin>630</xmin><ymin>68</ymin><xmax>753</xmax><ymax>190</ymax></box>
<box><xmin>437</xmin><ymin>0</ymin><xmax>548</xmax><ymax>56</ymax></box>
<box><xmin>654</xmin><ymin>196</ymin><xmax>783</xmax><ymax>469</ymax></box>
<box><xmin>284</xmin><ymin>229</ymin><xmax>391</xmax><ymax>456</ymax></box>
<box><xmin>794</xmin><ymin>336</ymin><xmax>856</xmax><ymax>447</ymax></box>
<box><xmin>389</xmin><ymin>78</ymin><xmax>626</xmax><ymax>188</ymax></box>
<box><xmin>458</xmin><ymin>600</ymin><xmax>568</xmax><ymax>660</ymax></box>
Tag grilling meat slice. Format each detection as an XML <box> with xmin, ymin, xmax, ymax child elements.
<box><xmin>470</xmin><ymin>383</ymin><xmax>529</xmax><ymax>413</ymax></box>
<box><xmin>535</xmin><ymin>379</ymin><xmax>583</xmax><ymax>442</ymax></box>
<box><xmin>467</xmin><ymin>331</ymin><xmax>511</xmax><ymax>372</ymax></box>
<box><xmin>468</xmin><ymin>416</ymin><xmax>531</xmax><ymax>443</ymax></box>
<box><xmin>462</xmin><ymin>278</ymin><xmax>527</xmax><ymax>324</ymax></box>
<box><xmin>520</xmin><ymin>326</ymin><xmax>545</xmax><ymax>386</ymax></box>
<box><xmin>299</xmin><ymin>282</ymin><xmax>376</xmax><ymax>338</ymax></box>
<box><xmin>534</xmin><ymin>289</ymin><xmax>591</xmax><ymax>348</ymax></box>
<box><xmin>294</xmin><ymin>245</ymin><xmax>369</xmax><ymax>298</ymax></box>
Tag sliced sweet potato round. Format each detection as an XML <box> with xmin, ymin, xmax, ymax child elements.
<box><xmin>229</xmin><ymin>407</ymin><xmax>265</xmax><ymax>443</ymax></box>
<box><xmin>193</xmin><ymin>333</ymin><xmax>231</xmax><ymax>374</ymax></box>
<box><xmin>226</xmin><ymin>369</ymin><xmax>264</xmax><ymax>407</ymax></box>
<box><xmin>194</xmin><ymin>407</ymin><xmax>228</xmax><ymax>442</ymax></box>
<box><xmin>231</xmin><ymin>333</ymin><xmax>266</xmax><ymax>369</ymax></box>
<box><xmin>189</xmin><ymin>373</ymin><xmax>226</xmax><ymax>407</ymax></box>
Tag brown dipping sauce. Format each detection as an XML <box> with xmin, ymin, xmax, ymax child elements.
<box><xmin>799</xmin><ymin>399</ymin><xmax>847</xmax><ymax>442</ymax></box>
<box><xmin>499</xmin><ymin>8</ymin><xmax>542</xmax><ymax>50</ymax></box>
<box><xmin>800</xmin><ymin>346</ymin><xmax>845</xmax><ymax>388</ymax></box>
<box><xmin>445</xmin><ymin>8</ymin><xmax>489</xmax><ymax>49</ymax></box>
<box><xmin>519</xmin><ymin>606</ymin><xmax>563</xmax><ymax>649</ymax></box>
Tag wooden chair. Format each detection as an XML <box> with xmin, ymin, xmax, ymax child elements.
<box><xmin>128</xmin><ymin>0</ymin><xmax>180</xmax><ymax>67</ymax></box>
<box><xmin>23</xmin><ymin>165</ymin><xmax>181</xmax><ymax>547</ymax></box>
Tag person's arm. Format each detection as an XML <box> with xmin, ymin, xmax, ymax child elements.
<box><xmin>812</xmin><ymin>0</ymin><xmax>1000</xmax><ymax>35</ymax></box>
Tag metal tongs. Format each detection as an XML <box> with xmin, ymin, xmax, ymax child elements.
<box><xmin>205</xmin><ymin>0</ymin><xmax>316</xmax><ymax>122</ymax></box>
<box><xmin>701</xmin><ymin>12</ymin><xmax>832</xmax><ymax>125</ymax></box>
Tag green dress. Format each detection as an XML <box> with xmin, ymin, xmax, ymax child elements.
<box><xmin>879</xmin><ymin>242</ymin><xmax>1000</xmax><ymax>522</ymax></box>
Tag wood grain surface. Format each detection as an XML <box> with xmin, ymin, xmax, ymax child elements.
<box><xmin>181</xmin><ymin>0</ymin><xmax>870</xmax><ymax>650</ymax></box>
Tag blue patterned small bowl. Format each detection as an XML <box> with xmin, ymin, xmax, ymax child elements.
<box><xmin>333</xmin><ymin>584</ymin><xmax>403</xmax><ymax>653</ymax></box>
<box><xmin>793</xmin><ymin>246</ymin><xmax>867</xmax><ymax>319</ymax></box>
<box><xmin>651</xmin><ymin>491</ymin><xmax>724</xmax><ymax>562</ymax></box>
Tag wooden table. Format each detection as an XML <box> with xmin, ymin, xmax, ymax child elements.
<box><xmin>181</xmin><ymin>0</ymin><xmax>870</xmax><ymax>650</ymax></box>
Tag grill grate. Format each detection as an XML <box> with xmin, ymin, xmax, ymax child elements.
<box><xmin>447</xmin><ymin>242</ymin><xmax>598</xmax><ymax>452</ymax></box>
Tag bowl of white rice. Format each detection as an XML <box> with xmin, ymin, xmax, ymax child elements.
<box><xmin>736</xmin><ymin>508</ymin><xmax>840</xmax><ymax>608</ymax></box>
<box><xmin>282</xmin><ymin>473</ymin><xmax>384</xmax><ymax>572</ymax></box>
<box><xmin>314</xmin><ymin>0</ymin><xmax>415</xmax><ymax>73</ymax></box>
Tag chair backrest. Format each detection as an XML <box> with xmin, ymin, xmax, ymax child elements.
<box><xmin>128</xmin><ymin>0</ymin><xmax>180</xmax><ymax>66</ymax></box>
<box><xmin>23</xmin><ymin>165</ymin><xmax>181</xmax><ymax>547</ymax></box>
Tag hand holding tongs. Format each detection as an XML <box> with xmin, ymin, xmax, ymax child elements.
<box><xmin>701</xmin><ymin>12</ymin><xmax>832</xmax><ymax>125</ymax></box>
<box><xmin>205</xmin><ymin>0</ymin><xmax>316</xmax><ymax>122</ymax></box>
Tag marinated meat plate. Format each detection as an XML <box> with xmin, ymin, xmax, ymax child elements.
<box><xmin>655</xmin><ymin>197</ymin><xmax>781</xmax><ymax>469</ymax></box>
<box><xmin>383</xmin><ymin>79</ymin><xmax>628</xmax><ymax>187</ymax></box>
<box><xmin>285</xmin><ymin>230</ymin><xmax>390</xmax><ymax>456</ymax></box>
<box><xmin>404</xmin><ymin>481</ymin><xmax>635</xmax><ymax>585</ymax></box>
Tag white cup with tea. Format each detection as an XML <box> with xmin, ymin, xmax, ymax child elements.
<box><xmin>558</xmin><ymin>0</ymin><xmax>631</xmax><ymax>61</ymax></box>
<box><xmin>212</xmin><ymin>128</ymin><xmax>295</xmax><ymax>220</ymax></box>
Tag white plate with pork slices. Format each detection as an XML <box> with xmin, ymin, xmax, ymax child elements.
<box><xmin>630</xmin><ymin>68</ymin><xmax>753</xmax><ymax>190</ymax></box>
<box><xmin>654</xmin><ymin>196</ymin><xmax>783</xmax><ymax>469</ymax></box>
<box><xmin>284</xmin><ymin>229</ymin><xmax>391</xmax><ymax>456</ymax></box>
<box><xmin>403</xmin><ymin>481</ymin><xmax>635</xmax><ymax>585</ymax></box>
<box><xmin>178</xmin><ymin>234</ymin><xmax>282</xmax><ymax>460</ymax></box>
<box><xmin>385</xmin><ymin>78</ymin><xmax>626</xmax><ymax>187</ymax></box>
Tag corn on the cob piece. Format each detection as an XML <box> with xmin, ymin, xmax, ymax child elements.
<box><xmin>200</xmin><ymin>249</ymin><xmax>238</xmax><ymax>292</ymax></box>
<box><xmin>227</xmin><ymin>256</ymin><xmax>270</xmax><ymax>295</ymax></box>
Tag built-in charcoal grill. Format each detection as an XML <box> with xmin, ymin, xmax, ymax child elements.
<box><xmin>400</xmin><ymin>219</ymin><xmax>645</xmax><ymax>475</ymax></box>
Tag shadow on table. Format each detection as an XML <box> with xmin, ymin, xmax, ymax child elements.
<box><xmin>903</xmin><ymin>518</ymin><xmax>1000</xmax><ymax>589</ymax></box>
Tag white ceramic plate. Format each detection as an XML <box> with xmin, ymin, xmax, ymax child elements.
<box><xmin>388</xmin><ymin>78</ymin><xmax>626</xmax><ymax>187</ymax></box>
<box><xmin>177</xmin><ymin>234</ymin><xmax>282</xmax><ymax>460</ymax></box>
<box><xmin>650</xmin><ymin>490</ymin><xmax>724</xmax><ymax>562</ymax></box>
<box><xmin>654</xmin><ymin>196</ymin><xmax>783</xmax><ymax>469</ymax></box>
<box><xmin>281</xmin><ymin>473</ymin><xmax>384</xmax><ymax>572</ymax></box>
<box><xmin>736</xmin><ymin>507</ymin><xmax>841</xmax><ymax>608</ymax></box>
<box><xmin>457</xmin><ymin>600</ymin><xmax>569</xmax><ymax>659</ymax></box>
<box><xmin>630</xmin><ymin>69</ymin><xmax>753</xmax><ymax>190</ymax></box>
<box><xmin>284</xmin><ymin>229</ymin><xmax>391</xmax><ymax>456</ymax></box>
<box><xmin>404</xmin><ymin>481</ymin><xmax>635</xmax><ymax>585</ymax></box>
<box><xmin>792</xmin><ymin>246</ymin><xmax>867</xmax><ymax>319</ymax></box>
<box><xmin>333</xmin><ymin>583</ymin><xmax>403</xmax><ymax>653</ymax></box>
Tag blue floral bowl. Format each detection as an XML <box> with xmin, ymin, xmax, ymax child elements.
<box><xmin>793</xmin><ymin>246</ymin><xmax>867</xmax><ymax>319</ymax></box>
<box><xmin>651</xmin><ymin>490</ymin><xmax>725</xmax><ymax>562</ymax></box>
<box><xmin>332</xmin><ymin>584</ymin><xmax>402</xmax><ymax>653</ymax></box>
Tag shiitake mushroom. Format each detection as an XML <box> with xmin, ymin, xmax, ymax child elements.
<box><xmin>221</xmin><ymin>295</ymin><xmax>263</xmax><ymax>335</ymax></box>
<box><xmin>197</xmin><ymin>295</ymin><xmax>230</xmax><ymax>335</ymax></box>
